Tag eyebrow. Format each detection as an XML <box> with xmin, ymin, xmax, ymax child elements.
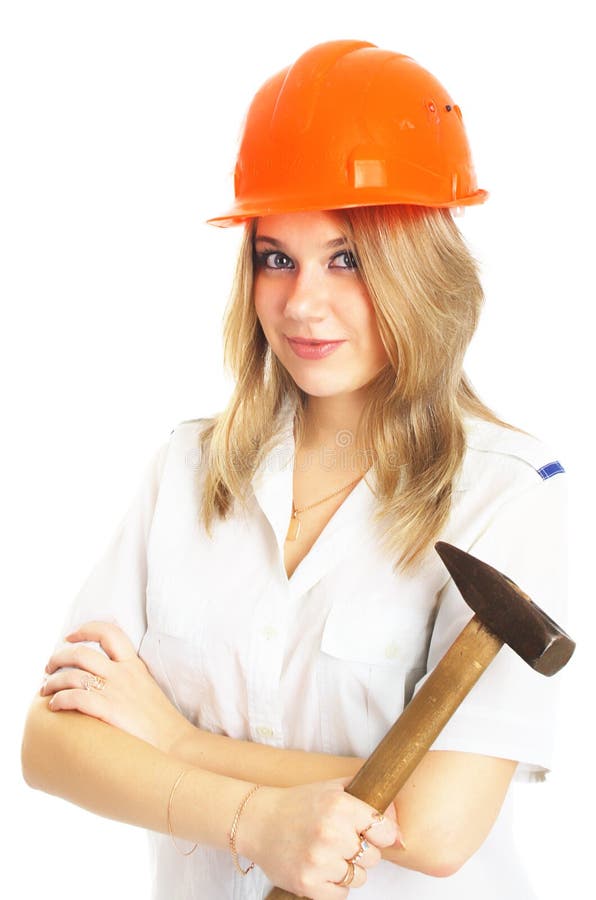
<box><xmin>254</xmin><ymin>235</ymin><xmax>348</xmax><ymax>250</ymax></box>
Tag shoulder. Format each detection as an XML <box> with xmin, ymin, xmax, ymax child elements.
<box><xmin>443</xmin><ymin>418</ymin><xmax>567</xmax><ymax>595</ymax></box>
<box><xmin>169</xmin><ymin>415</ymin><xmax>214</xmax><ymax>436</ymax></box>
<box><xmin>157</xmin><ymin>416</ymin><xmax>216</xmax><ymax>475</ymax></box>
<box><xmin>168</xmin><ymin>415</ymin><xmax>215</xmax><ymax>444</ymax></box>
<box><xmin>457</xmin><ymin>417</ymin><xmax>566</xmax><ymax>495</ymax></box>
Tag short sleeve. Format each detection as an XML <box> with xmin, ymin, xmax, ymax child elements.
<box><xmin>413</xmin><ymin>471</ymin><xmax>568</xmax><ymax>782</ymax></box>
<box><xmin>55</xmin><ymin>438</ymin><xmax>170</xmax><ymax>653</ymax></box>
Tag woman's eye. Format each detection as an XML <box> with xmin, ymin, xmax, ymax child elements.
<box><xmin>255</xmin><ymin>251</ymin><xmax>294</xmax><ymax>269</ymax></box>
<box><xmin>330</xmin><ymin>250</ymin><xmax>358</xmax><ymax>270</ymax></box>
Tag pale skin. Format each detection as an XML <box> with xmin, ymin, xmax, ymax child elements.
<box><xmin>23</xmin><ymin>210</ymin><xmax>518</xmax><ymax>892</ymax></box>
<box><xmin>33</xmin><ymin>622</ymin><xmax>516</xmax><ymax>879</ymax></box>
<box><xmin>23</xmin><ymin>687</ymin><xmax>396</xmax><ymax>898</ymax></box>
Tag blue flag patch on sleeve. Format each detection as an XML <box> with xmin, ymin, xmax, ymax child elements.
<box><xmin>536</xmin><ymin>461</ymin><xmax>565</xmax><ymax>480</ymax></box>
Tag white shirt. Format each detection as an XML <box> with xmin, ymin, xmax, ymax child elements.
<box><xmin>59</xmin><ymin>397</ymin><xmax>568</xmax><ymax>899</ymax></box>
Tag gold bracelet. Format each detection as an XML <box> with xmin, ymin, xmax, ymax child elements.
<box><xmin>229</xmin><ymin>783</ymin><xmax>262</xmax><ymax>875</ymax></box>
<box><xmin>167</xmin><ymin>769</ymin><xmax>199</xmax><ymax>856</ymax></box>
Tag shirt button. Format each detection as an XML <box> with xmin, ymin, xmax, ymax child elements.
<box><xmin>257</xmin><ymin>726</ymin><xmax>275</xmax><ymax>738</ymax></box>
<box><xmin>262</xmin><ymin>626</ymin><xmax>278</xmax><ymax>640</ymax></box>
<box><xmin>384</xmin><ymin>642</ymin><xmax>400</xmax><ymax>660</ymax></box>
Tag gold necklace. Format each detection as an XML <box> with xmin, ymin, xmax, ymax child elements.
<box><xmin>285</xmin><ymin>468</ymin><xmax>371</xmax><ymax>541</ymax></box>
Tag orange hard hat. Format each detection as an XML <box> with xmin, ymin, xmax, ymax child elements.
<box><xmin>207</xmin><ymin>39</ymin><xmax>488</xmax><ymax>227</ymax></box>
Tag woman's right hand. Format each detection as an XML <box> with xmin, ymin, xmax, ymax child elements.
<box><xmin>239</xmin><ymin>776</ymin><xmax>402</xmax><ymax>899</ymax></box>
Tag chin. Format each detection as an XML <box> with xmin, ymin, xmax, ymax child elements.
<box><xmin>290</xmin><ymin>377</ymin><xmax>359</xmax><ymax>398</ymax></box>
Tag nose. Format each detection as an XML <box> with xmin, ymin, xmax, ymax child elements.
<box><xmin>283</xmin><ymin>265</ymin><xmax>329</xmax><ymax>321</ymax></box>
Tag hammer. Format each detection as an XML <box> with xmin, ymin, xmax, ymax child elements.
<box><xmin>266</xmin><ymin>541</ymin><xmax>575</xmax><ymax>900</ymax></box>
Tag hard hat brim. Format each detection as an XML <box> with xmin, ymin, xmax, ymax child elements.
<box><xmin>206</xmin><ymin>189</ymin><xmax>489</xmax><ymax>228</ymax></box>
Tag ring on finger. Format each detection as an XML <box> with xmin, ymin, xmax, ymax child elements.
<box><xmin>360</xmin><ymin>811</ymin><xmax>384</xmax><ymax>838</ymax></box>
<box><xmin>334</xmin><ymin>860</ymin><xmax>355</xmax><ymax>887</ymax></box>
<box><xmin>349</xmin><ymin>837</ymin><xmax>370</xmax><ymax>865</ymax></box>
<box><xmin>82</xmin><ymin>674</ymin><xmax>106</xmax><ymax>692</ymax></box>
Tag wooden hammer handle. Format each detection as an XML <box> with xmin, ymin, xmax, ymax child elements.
<box><xmin>266</xmin><ymin>615</ymin><xmax>503</xmax><ymax>900</ymax></box>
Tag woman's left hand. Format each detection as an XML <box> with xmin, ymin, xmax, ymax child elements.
<box><xmin>41</xmin><ymin>621</ymin><xmax>192</xmax><ymax>754</ymax></box>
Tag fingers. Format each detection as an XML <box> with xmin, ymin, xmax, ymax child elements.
<box><xmin>355</xmin><ymin>808</ymin><xmax>398</xmax><ymax>851</ymax></box>
<box><xmin>381</xmin><ymin>797</ymin><xmax>407</xmax><ymax>850</ymax></box>
<box><xmin>64</xmin><ymin>620</ymin><xmax>135</xmax><ymax>662</ymax></box>
<box><xmin>346</xmin><ymin>835</ymin><xmax>381</xmax><ymax>870</ymax></box>
<box><xmin>351</xmin><ymin>863</ymin><xmax>366</xmax><ymax>889</ymax></box>
<box><xmin>329</xmin><ymin>859</ymin><xmax>367</xmax><ymax>892</ymax></box>
<box><xmin>45</xmin><ymin>685</ymin><xmax>107</xmax><ymax>721</ymax></box>
<box><xmin>41</xmin><ymin>667</ymin><xmax>105</xmax><ymax>698</ymax></box>
<box><xmin>46</xmin><ymin>643</ymin><xmax>109</xmax><ymax>678</ymax></box>
<box><xmin>329</xmin><ymin>777</ymin><xmax>401</xmax><ymax>852</ymax></box>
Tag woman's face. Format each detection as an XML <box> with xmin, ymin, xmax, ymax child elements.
<box><xmin>253</xmin><ymin>210</ymin><xmax>389</xmax><ymax>400</ymax></box>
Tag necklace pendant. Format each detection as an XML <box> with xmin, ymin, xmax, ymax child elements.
<box><xmin>286</xmin><ymin>512</ymin><xmax>301</xmax><ymax>541</ymax></box>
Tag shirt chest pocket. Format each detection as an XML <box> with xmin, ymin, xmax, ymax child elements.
<box><xmin>317</xmin><ymin>595</ymin><xmax>431</xmax><ymax>758</ymax></box>
<box><xmin>138</xmin><ymin>628</ymin><xmax>217</xmax><ymax>731</ymax></box>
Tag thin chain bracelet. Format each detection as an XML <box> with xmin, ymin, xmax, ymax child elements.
<box><xmin>229</xmin><ymin>784</ymin><xmax>263</xmax><ymax>875</ymax></box>
<box><xmin>167</xmin><ymin>769</ymin><xmax>199</xmax><ymax>856</ymax></box>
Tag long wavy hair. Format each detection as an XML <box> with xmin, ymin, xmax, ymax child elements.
<box><xmin>196</xmin><ymin>204</ymin><xmax>511</xmax><ymax>571</ymax></box>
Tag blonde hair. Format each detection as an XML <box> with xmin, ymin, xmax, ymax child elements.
<box><xmin>197</xmin><ymin>204</ymin><xmax>511</xmax><ymax>571</ymax></box>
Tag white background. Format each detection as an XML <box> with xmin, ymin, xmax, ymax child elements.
<box><xmin>2</xmin><ymin>1</ymin><xmax>593</xmax><ymax>897</ymax></box>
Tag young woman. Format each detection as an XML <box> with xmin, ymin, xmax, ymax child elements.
<box><xmin>22</xmin><ymin>40</ymin><xmax>567</xmax><ymax>899</ymax></box>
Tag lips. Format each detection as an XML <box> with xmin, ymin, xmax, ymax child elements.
<box><xmin>286</xmin><ymin>336</ymin><xmax>346</xmax><ymax>360</ymax></box>
<box><xmin>286</xmin><ymin>337</ymin><xmax>342</xmax><ymax>344</ymax></box>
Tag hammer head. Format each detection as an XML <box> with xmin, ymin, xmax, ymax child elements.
<box><xmin>434</xmin><ymin>542</ymin><xmax>575</xmax><ymax>676</ymax></box>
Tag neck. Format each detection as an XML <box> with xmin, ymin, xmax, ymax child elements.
<box><xmin>301</xmin><ymin>392</ymin><xmax>365</xmax><ymax>452</ymax></box>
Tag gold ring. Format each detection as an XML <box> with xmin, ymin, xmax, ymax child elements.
<box><xmin>360</xmin><ymin>811</ymin><xmax>384</xmax><ymax>838</ymax></box>
<box><xmin>334</xmin><ymin>860</ymin><xmax>355</xmax><ymax>887</ymax></box>
<box><xmin>349</xmin><ymin>837</ymin><xmax>370</xmax><ymax>864</ymax></box>
<box><xmin>82</xmin><ymin>674</ymin><xmax>106</xmax><ymax>692</ymax></box>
